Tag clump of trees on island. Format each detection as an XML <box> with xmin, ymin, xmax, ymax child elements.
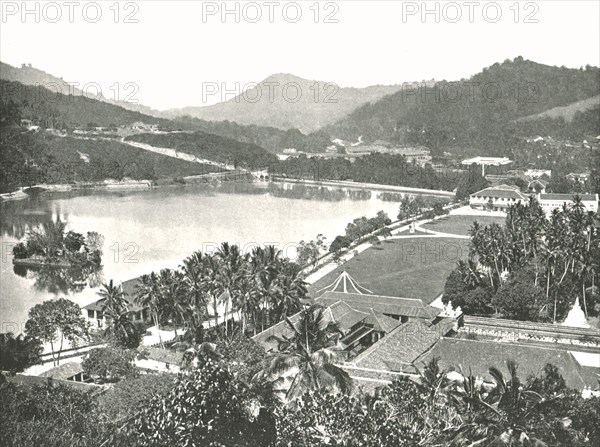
<box><xmin>12</xmin><ymin>219</ymin><xmax>103</xmax><ymax>267</ymax></box>
<box><xmin>443</xmin><ymin>197</ymin><xmax>600</xmax><ymax>322</ymax></box>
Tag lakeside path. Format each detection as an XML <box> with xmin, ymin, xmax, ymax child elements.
<box><xmin>304</xmin><ymin>209</ymin><xmax>468</xmax><ymax>287</ymax></box>
<box><xmin>274</xmin><ymin>177</ymin><xmax>455</xmax><ymax>198</ymax></box>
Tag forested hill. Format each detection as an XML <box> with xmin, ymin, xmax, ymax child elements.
<box><xmin>0</xmin><ymin>79</ymin><xmax>172</xmax><ymax>129</ymax></box>
<box><xmin>0</xmin><ymin>61</ymin><xmax>163</xmax><ymax>117</ymax></box>
<box><xmin>125</xmin><ymin>132</ymin><xmax>278</xmax><ymax>170</ymax></box>
<box><xmin>172</xmin><ymin>116</ymin><xmax>331</xmax><ymax>153</ymax></box>
<box><xmin>320</xmin><ymin>58</ymin><xmax>600</xmax><ymax>153</ymax></box>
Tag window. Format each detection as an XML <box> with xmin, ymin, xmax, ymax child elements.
<box><xmin>87</xmin><ymin>309</ymin><xmax>94</xmax><ymax>319</ymax></box>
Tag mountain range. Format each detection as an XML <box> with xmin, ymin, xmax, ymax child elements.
<box><xmin>2</xmin><ymin>58</ymin><xmax>599</xmax><ymax>156</ymax></box>
<box><xmin>161</xmin><ymin>73</ymin><xmax>409</xmax><ymax>133</ymax></box>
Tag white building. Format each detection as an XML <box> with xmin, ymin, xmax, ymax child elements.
<box><xmin>469</xmin><ymin>185</ymin><xmax>529</xmax><ymax>211</ymax></box>
<box><xmin>525</xmin><ymin>169</ymin><xmax>551</xmax><ymax>179</ymax></box>
<box><xmin>537</xmin><ymin>193</ymin><xmax>599</xmax><ymax>217</ymax></box>
<box><xmin>462</xmin><ymin>156</ymin><xmax>512</xmax><ymax>176</ymax></box>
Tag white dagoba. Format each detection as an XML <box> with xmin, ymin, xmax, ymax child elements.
<box><xmin>561</xmin><ymin>297</ymin><xmax>590</xmax><ymax>328</ymax></box>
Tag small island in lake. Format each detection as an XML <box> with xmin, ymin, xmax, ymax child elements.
<box><xmin>12</xmin><ymin>219</ymin><xmax>104</xmax><ymax>270</ymax></box>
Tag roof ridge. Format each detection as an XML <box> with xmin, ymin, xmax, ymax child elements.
<box><xmin>324</xmin><ymin>291</ymin><xmax>425</xmax><ymax>303</ymax></box>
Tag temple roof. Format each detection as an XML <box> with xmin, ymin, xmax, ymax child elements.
<box><xmin>315</xmin><ymin>271</ymin><xmax>373</xmax><ymax>296</ymax></box>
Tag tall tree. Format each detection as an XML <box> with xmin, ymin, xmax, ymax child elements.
<box><xmin>258</xmin><ymin>304</ymin><xmax>352</xmax><ymax>400</ymax></box>
<box><xmin>25</xmin><ymin>298</ymin><xmax>89</xmax><ymax>366</ymax></box>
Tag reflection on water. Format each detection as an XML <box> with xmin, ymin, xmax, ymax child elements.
<box><xmin>267</xmin><ymin>183</ymin><xmax>372</xmax><ymax>201</ymax></box>
<box><xmin>0</xmin><ymin>181</ymin><xmax>409</xmax><ymax>331</ymax></box>
<box><xmin>14</xmin><ymin>262</ymin><xmax>104</xmax><ymax>296</ymax></box>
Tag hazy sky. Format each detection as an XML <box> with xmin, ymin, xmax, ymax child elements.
<box><xmin>1</xmin><ymin>1</ymin><xmax>599</xmax><ymax>109</ymax></box>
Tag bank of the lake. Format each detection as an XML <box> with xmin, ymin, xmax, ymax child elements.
<box><xmin>1</xmin><ymin>181</ymin><xmax>436</xmax><ymax>332</ymax></box>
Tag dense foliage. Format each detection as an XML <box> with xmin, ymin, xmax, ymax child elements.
<box><xmin>81</xmin><ymin>347</ymin><xmax>137</xmax><ymax>382</ymax></box>
<box><xmin>275</xmin><ymin>153</ymin><xmax>459</xmax><ymax>191</ymax></box>
<box><xmin>443</xmin><ymin>197</ymin><xmax>600</xmax><ymax>322</ymax></box>
<box><xmin>174</xmin><ymin>115</ymin><xmax>332</xmax><ymax>153</ymax></box>
<box><xmin>328</xmin><ymin>211</ymin><xmax>392</xmax><ymax>255</ymax></box>
<box><xmin>2</xmin><ymin>356</ymin><xmax>598</xmax><ymax>447</ymax></box>
<box><xmin>126</xmin><ymin>131</ymin><xmax>278</xmax><ymax>170</ymax></box>
<box><xmin>321</xmin><ymin>58</ymin><xmax>599</xmax><ymax>156</ymax></box>
<box><xmin>0</xmin><ymin>332</ymin><xmax>43</xmax><ymax>372</ymax></box>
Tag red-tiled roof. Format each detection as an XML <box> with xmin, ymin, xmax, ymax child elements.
<box><xmin>316</xmin><ymin>292</ymin><xmax>442</xmax><ymax>321</ymax></box>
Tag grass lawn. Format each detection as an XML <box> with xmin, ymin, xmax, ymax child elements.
<box><xmin>309</xmin><ymin>237</ymin><xmax>470</xmax><ymax>303</ymax></box>
<box><xmin>421</xmin><ymin>215</ymin><xmax>506</xmax><ymax>236</ymax></box>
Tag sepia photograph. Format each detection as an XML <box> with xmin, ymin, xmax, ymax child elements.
<box><xmin>0</xmin><ymin>1</ymin><xmax>599</xmax><ymax>445</ymax></box>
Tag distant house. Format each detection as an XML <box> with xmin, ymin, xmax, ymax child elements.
<box><xmin>527</xmin><ymin>179</ymin><xmax>548</xmax><ymax>193</ymax></box>
<box><xmin>525</xmin><ymin>169</ymin><xmax>551</xmax><ymax>179</ymax></box>
<box><xmin>83</xmin><ymin>278</ymin><xmax>151</xmax><ymax>329</ymax></box>
<box><xmin>469</xmin><ymin>185</ymin><xmax>529</xmax><ymax>211</ymax></box>
<box><xmin>566</xmin><ymin>172</ymin><xmax>590</xmax><ymax>183</ymax></box>
<box><xmin>131</xmin><ymin>122</ymin><xmax>158</xmax><ymax>131</ymax></box>
<box><xmin>390</xmin><ymin>146</ymin><xmax>432</xmax><ymax>165</ymax></box>
<box><xmin>462</xmin><ymin>157</ymin><xmax>512</xmax><ymax>176</ymax></box>
<box><xmin>537</xmin><ymin>193</ymin><xmax>599</xmax><ymax>217</ymax></box>
<box><xmin>39</xmin><ymin>362</ymin><xmax>92</xmax><ymax>383</ymax></box>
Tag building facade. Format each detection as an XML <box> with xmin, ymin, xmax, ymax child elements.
<box><xmin>537</xmin><ymin>193</ymin><xmax>599</xmax><ymax>217</ymax></box>
<box><xmin>469</xmin><ymin>185</ymin><xmax>529</xmax><ymax>211</ymax></box>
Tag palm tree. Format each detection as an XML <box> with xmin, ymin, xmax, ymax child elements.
<box><xmin>200</xmin><ymin>254</ymin><xmax>223</xmax><ymax>331</ymax></box>
<box><xmin>135</xmin><ymin>272</ymin><xmax>164</xmax><ymax>348</ymax></box>
<box><xmin>157</xmin><ymin>269</ymin><xmax>187</xmax><ymax>338</ymax></box>
<box><xmin>271</xmin><ymin>271</ymin><xmax>306</xmax><ymax>322</ymax></box>
<box><xmin>216</xmin><ymin>243</ymin><xmax>245</xmax><ymax>339</ymax></box>
<box><xmin>257</xmin><ymin>304</ymin><xmax>352</xmax><ymax>400</ymax></box>
<box><xmin>451</xmin><ymin>360</ymin><xmax>562</xmax><ymax>446</ymax></box>
<box><xmin>181</xmin><ymin>252</ymin><xmax>208</xmax><ymax>341</ymax></box>
<box><xmin>98</xmin><ymin>280</ymin><xmax>139</xmax><ymax>347</ymax></box>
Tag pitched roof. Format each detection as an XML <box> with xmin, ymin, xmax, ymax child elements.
<box><xmin>39</xmin><ymin>362</ymin><xmax>85</xmax><ymax>381</ymax></box>
<box><xmin>325</xmin><ymin>301</ymin><xmax>369</xmax><ymax>331</ymax></box>
<box><xmin>365</xmin><ymin>309</ymin><xmax>402</xmax><ymax>334</ymax></box>
<box><xmin>315</xmin><ymin>271</ymin><xmax>373</xmax><ymax>296</ymax></box>
<box><xmin>141</xmin><ymin>346</ymin><xmax>184</xmax><ymax>365</ymax></box>
<box><xmin>316</xmin><ymin>291</ymin><xmax>442</xmax><ymax>321</ymax></box>
<box><xmin>416</xmin><ymin>338</ymin><xmax>600</xmax><ymax>390</ymax></box>
<box><xmin>353</xmin><ymin>321</ymin><xmax>443</xmax><ymax>371</ymax></box>
<box><xmin>3</xmin><ymin>373</ymin><xmax>95</xmax><ymax>391</ymax></box>
<box><xmin>252</xmin><ymin>311</ymin><xmax>303</xmax><ymax>352</ymax></box>
<box><xmin>470</xmin><ymin>185</ymin><xmax>529</xmax><ymax>201</ymax></box>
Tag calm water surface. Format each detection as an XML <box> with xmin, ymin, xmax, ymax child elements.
<box><xmin>0</xmin><ymin>182</ymin><xmax>411</xmax><ymax>332</ymax></box>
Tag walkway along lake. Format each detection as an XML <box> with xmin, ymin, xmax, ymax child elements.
<box><xmin>0</xmin><ymin>181</ymin><xmax>443</xmax><ymax>332</ymax></box>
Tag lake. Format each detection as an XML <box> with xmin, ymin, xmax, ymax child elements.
<box><xmin>0</xmin><ymin>181</ymin><xmax>418</xmax><ymax>333</ymax></box>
